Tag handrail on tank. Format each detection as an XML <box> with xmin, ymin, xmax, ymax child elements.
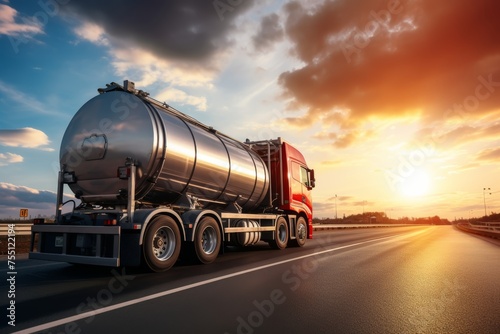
<box><xmin>245</xmin><ymin>138</ymin><xmax>283</xmax><ymax>209</ymax></box>
<box><xmin>124</xmin><ymin>157</ymin><xmax>137</xmax><ymax>224</ymax></box>
<box><xmin>55</xmin><ymin>167</ymin><xmax>65</xmax><ymax>222</ymax></box>
<box><xmin>55</xmin><ymin>165</ymin><xmax>78</xmax><ymax>223</ymax></box>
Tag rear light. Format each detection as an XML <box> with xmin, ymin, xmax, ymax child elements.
<box><xmin>117</xmin><ymin>166</ymin><xmax>130</xmax><ymax>179</ymax></box>
<box><xmin>104</xmin><ymin>219</ymin><xmax>117</xmax><ymax>226</ymax></box>
<box><xmin>63</xmin><ymin>171</ymin><xmax>77</xmax><ymax>184</ymax></box>
<box><xmin>33</xmin><ymin>218</ymin><xmax>45</xmax><ymax>225</ymax></box>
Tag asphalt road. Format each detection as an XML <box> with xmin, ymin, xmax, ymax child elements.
<box><xmin>2</xmin><ymin>225</ymin><xmax>499</xmax><ymax>334</ymax></box>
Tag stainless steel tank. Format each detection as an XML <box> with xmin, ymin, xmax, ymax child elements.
<box><xmin>60</xmin><ymin>89</ymin><xmax>269</xmax><ymax>210</ymax></box>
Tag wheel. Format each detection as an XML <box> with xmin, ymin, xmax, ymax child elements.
<box><xmin>269</xmin><ymin>216</ymin><xmax>288</xmax><ymax>250</ymax></box>
<box><xmin>290</xmin><ymin>217</ymin><xmax>307</xmax><ymax>247</ymax></box>
<box><xmin>193</xmin><ymin>216</ymin><xmax>221</xmax><ymax>264</ymax></box>
<box><xmin>143</xmin><ymin>216</ymin><xmax>181</xmax><ymax>272</ymax></box>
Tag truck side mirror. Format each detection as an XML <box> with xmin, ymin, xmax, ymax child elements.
<box><xmin>308</xmin><ymin>169</ymin><xmax>316</xmax><ymax>190</ymax></box>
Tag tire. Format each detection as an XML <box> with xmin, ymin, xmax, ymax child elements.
<box><xmin>290</xmin><ymin>217</ymin><xmax>307</xmax><ymax>247</ymax></box>
<box><xmin>143</xmin><ymin>216</ymin><xmax>181</xmax><ymax>272</ymax></box>
<box><xmin>193</xmin><ymin>216</ymin><xmax>221</xmax><ymax>264</ymax></box>
<box><xmin>269</xmin><ymin>216</ymin><xmax>288</xmax><ymax>250</ymax></box>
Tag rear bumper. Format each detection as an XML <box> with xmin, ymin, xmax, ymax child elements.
<box><xmin>29</xmin><ymin>252</ymin><xmax>119</xmax><ymax>266</ymax></box>
<box><xmin>30</xmin><ymin>225</ymin><xmax>121</xmax><ymax>267</ymax></box>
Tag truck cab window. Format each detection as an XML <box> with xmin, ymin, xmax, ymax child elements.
<box><xmin>300</xmin><ymin>166</ymin><xmax>309</xmax><ymax>187</ymax></box>
<box><xmin>292</xmin><ymin>161</ymin><xmax>310</xmax><ymax>187</ymax></box>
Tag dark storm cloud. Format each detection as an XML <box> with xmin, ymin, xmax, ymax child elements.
<box><xmin>62</xmin><ymin>0</ymin><xmax>254</xmax><ymax>61</ymax></box>
<box><xmin>278</xmin><ymin>0</ymin><xmax>500</xmax><ymax>147</ymax></box>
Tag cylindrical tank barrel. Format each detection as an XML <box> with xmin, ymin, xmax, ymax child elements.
<box><xmin>60</xmin><ymin>91</ymin><xmax>269</xmax><ymax>210</ymax></box>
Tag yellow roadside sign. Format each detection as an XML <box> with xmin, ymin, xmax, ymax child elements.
<box><xmin>20</xmin><ymin>208</ymin><xmax>28</xmax><ymax>218</ymax></box>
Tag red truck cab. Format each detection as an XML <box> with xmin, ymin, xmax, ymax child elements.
<box><xmin>253</xmin><ymin>138</ymin><xmax>315</xmax><ymax>239</ymax></box>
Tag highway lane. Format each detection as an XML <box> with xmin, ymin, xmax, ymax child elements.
<box><xmin>2</xmin><ymin>225</ymin><xmax>499</xmax><ymax>333</ymax></box>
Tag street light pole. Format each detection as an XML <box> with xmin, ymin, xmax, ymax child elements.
<box><xmin>483</xmin><ymin>187</ymin><xmax>491</xmax><ymax>217</ymax></box>
<box><xmin>335</xmin><ymin>194</ymin><xmax>338</xmax><ymax>220</ymax></box>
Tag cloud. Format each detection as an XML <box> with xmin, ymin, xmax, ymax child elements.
<box><xmin>0</xmin><ymin>80</ymin><xmax>64</xmax><ymax>116</ymax></box>
<box><xmin>0</xmin><ymin>4</ymin><xmax>43</xmax><ymax>37</ymax></box>
<box><xmin>320</xmin><ymin>160</ymin><xmax>344</xmax><ymax>167</ymax></box>
<box><xmin>0</xmin><ymin>182</ymin><xmax>79</xmax><ymax>218</ymax></box>
<box><xmin>252</xmin><ymin>13</ymin><xmax>284</xmax><ymax>52</ymax></box>
<box><xmin>327</xmin><ymin>195</ymin><xmax>352</xmax><ymax>202</ymax></box>
<box><xmin>64</xmin><ymin>1</ymin><xmax>258</xmax><ymax>109</ymax></box>
<box><xmin>352</xmin><ymin>200</ymin><xmax>375</xmax><ymax>207</ymax></box>
<box><xmin>314</xmin><ymin>130</ymin><xmax>362</xmax><ymax>149</ymax></box>
<box><xmin>73</xmin><ymin>21</ymin><xmax>109</xmax><ymax>46</ymax></box>
<box><xmin>476</xmin><ymin>148</ymin><xmax>500</xmax><ymax>163</ymax></box>
<box><xmin>414</xmin><ymin>115</ymin><xmax>500</xmax><ymax>149</ymax></box>
<box><xmin>278</xmin><ymin>0</ymin><xmax>500</xmax><ymax>147</ymax></box>
<box><xmin>156</xmin><ymin>87</ymin><xmax>207</xmax><ymax>112</ymax></box>
<box><xmin>0</xmin><ymin>152</ymin><xmax>23</xmax><ymax>166</ymax></box>
<box><xmin>108</xmin><ymin>47</ymin><xmax>216</xmax><ymax>89</ymax></box>
<box><xmin>63</xmin><ymin>0</ymin><xmax>254</xmax><ymax>62</ymax></box>
<box><xmin>0</xmin><ymin>127</ymin><xmax>53</xmax><ymax>151</ymax></box>
<box><xmin>0</xmin><ymin>182</ymin><xmax>55</xmax><ymax>206</ymax></box>
<box><xmin>0</xmin><ymin>182</ymin><xmax>57</xmax><ymax>218</ymax></box>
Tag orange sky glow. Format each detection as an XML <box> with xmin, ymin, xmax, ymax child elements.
<box><xmin>276</xmin><ymin>0</ymin><xmax>500</xmax><ymax>219</ymax></box>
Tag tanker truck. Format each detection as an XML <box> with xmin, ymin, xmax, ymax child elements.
<box><xmin>29</xmin><ymin>80</ymin><xmax>315</xmax><ymax>272</ymax></box>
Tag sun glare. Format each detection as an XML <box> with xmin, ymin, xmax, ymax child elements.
<box><xmin>399</xmin><ymin>170</ymin><xmax>431</xmax><ymax>197</ymax></box>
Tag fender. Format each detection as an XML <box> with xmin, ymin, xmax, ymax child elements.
<box><xmin>135</xmin><ymin>208</ymin><xmax>186</xmax><ymax>245</ymax></box>
<box><xmin>288</xmin><ymin>209</ymin><xmax>313</xmax><ymax>240</ymax></box>
<box><xmin>181</xmin><ymin>209</ymin><xmax>224</xmax><ymax>242</ymax></box>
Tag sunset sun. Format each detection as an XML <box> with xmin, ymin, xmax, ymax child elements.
<box><xmin>399</xmin><ymin>170</ymin><xmax>432</xmax><ymax>197</ymax></box>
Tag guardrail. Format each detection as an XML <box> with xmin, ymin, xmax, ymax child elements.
<box><xmin>455</xmin><ymin>222</ymin><xmax>500</xmax><ymax>239</ymax></box>
<box><xmin>0</xmin><ymin>224</ymin><xmax>33</xmax><ymax>236</ymax></box>
<box><xmin>313</xmin><ymin>223</ymin><xmax>427</xmax><ymax>230</ymax></box>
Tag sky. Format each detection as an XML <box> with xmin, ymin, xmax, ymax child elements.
<box><xmin>1</xmin><ymin>0</ymin><xmax>499</xmax><ymax>221</ymax></box>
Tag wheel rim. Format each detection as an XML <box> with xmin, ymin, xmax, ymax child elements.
<box><xmin>201</xmin><ymin>226</ymin><xmax>218</xmax><ymax>255</ymax></box>
<box><xmin>278</xmin><ymin>223</ymin><xmax>287</xmax><ymax>243</ymax></box>
<box><xmin>297</xmin><ymin>222</ymin><xmax>306</xmax><ymax>241</ymax></box>
<box><xmin>152</xmin><ymin>226</ymin><xmax>176</xmax><ymax>261</ymax></box>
